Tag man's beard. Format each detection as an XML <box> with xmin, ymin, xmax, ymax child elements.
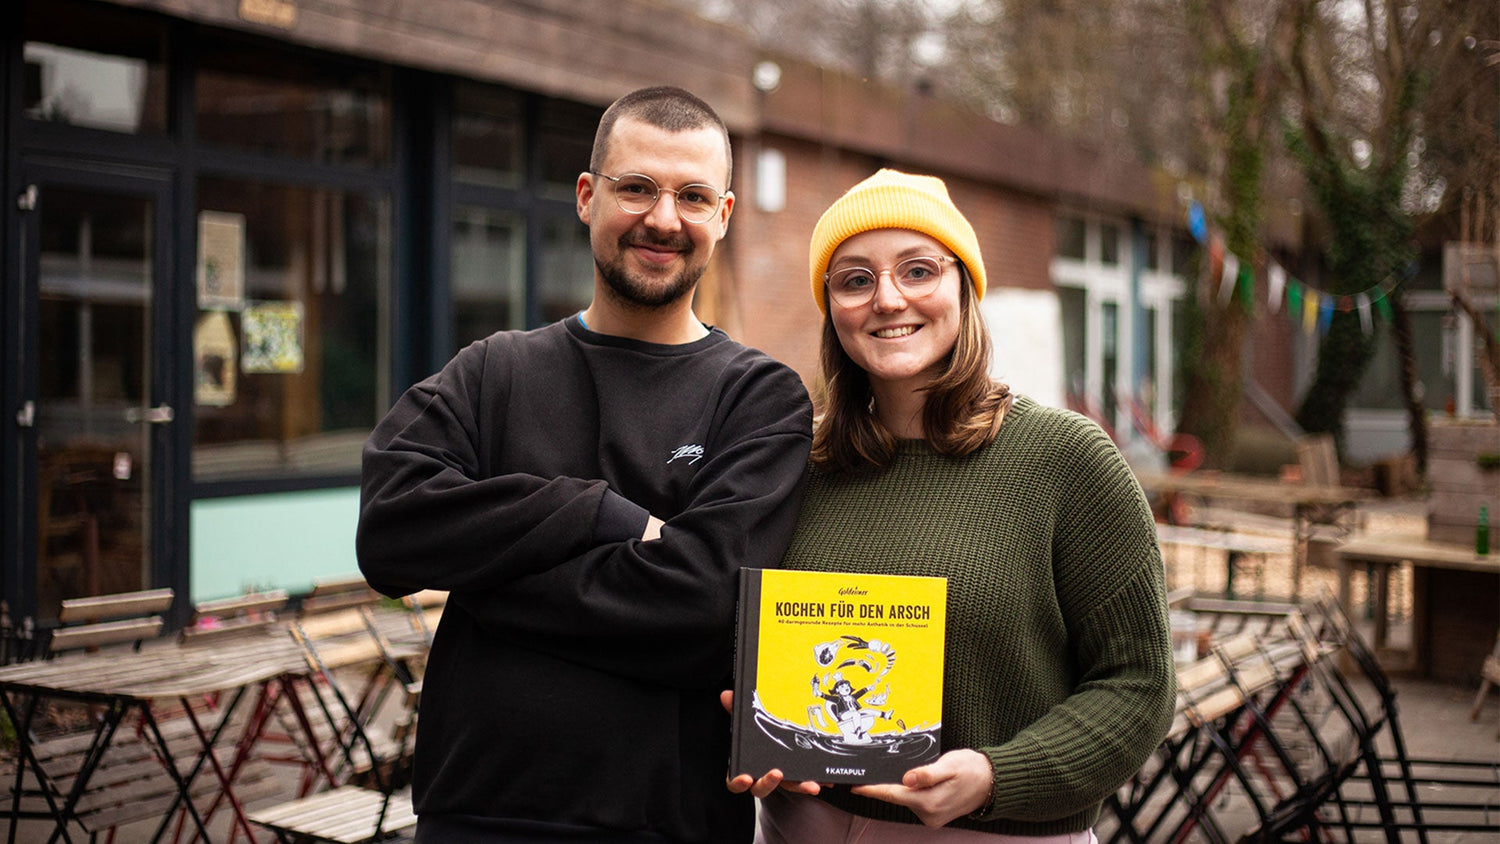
<box><xmin>595</xmin><ymin>234</ymin><xmax>704</xmax><ymax>309</ymax></box>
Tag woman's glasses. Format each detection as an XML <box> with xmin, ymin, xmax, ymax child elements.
<box><xmin>824</xmin><ymin>255</ymin><xmax>956</xmax><ymax>308</ymax></box>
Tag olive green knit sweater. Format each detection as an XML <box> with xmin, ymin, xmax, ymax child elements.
<box><xmin>777</xmin><ymin>396</ymin><xmax>1176</xmax><ymax>836</ymax></box>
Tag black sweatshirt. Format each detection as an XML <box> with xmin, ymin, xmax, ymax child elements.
<box><xmin>357</xmin><ymin>316</ymin><xmax>812</xmax><ymax>843</ymax></box>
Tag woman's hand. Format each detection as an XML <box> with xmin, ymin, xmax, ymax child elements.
<box><xmin>850</xmin><ymin>748</ymin><xmax>993</xmax><ymax>828</ymax></box>
<box><xmin>720</xmin><ymin>691</ymin><xmax>823</xmax><ymax>798</ymax></box>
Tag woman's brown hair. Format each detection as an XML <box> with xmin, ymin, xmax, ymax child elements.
<box><xmin>810</xmin><ymin>263</ymin><xmax>1013</xmax><ymax>473</ymax></box>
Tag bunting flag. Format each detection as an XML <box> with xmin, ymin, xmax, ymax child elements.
<box><xmin>1218</xmin><ymin>253</ymin><xmax>1239</xmax><ymax>306</ymax></box>
<box><xmin>1188</xmin><ymin>201</ymin><xmax>1208</xmax><ymax>244</ymax></box>
<box><xmin>1267</xmin><ymin>264</ymin><xmax>1286</xmax><ymax>314</ymax></box>
<box><xmin>1184</xmin><ymin>204</ymin><xmax>1407</xmax><ymax>335</ymax></box>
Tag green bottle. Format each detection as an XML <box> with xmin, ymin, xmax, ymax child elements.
<box><xmin>1479</xmin><ymin>505</ymin><xmax>1490</xmax><ymax>556</ymax></box>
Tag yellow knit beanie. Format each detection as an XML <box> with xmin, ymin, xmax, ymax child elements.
<box><xmin>808</xmin><ymin>169</ymin><xmax>985</xmax><ymax>314</ymax></box>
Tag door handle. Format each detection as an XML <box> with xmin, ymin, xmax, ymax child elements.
<box><xmin>125</xmin><ymin>405</ymin><xmax>175</xmax><ymax>424</ymax></box>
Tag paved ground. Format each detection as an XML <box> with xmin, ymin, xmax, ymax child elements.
<box><xmin>1386</xmin><ymin>673</ymin><xmax>1500</xmax><ymax>842</ymax></box>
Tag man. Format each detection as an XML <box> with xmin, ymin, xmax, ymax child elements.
<box><xmin>356</xmin><ymin>86</ymin><xmax>812</xmax><ymax>843</ymax></box>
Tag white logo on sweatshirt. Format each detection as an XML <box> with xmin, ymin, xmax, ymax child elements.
<box><xmin>669</xmin><ymin>444</ymin><xmax>705</xmax><ymax>465</ymax></box>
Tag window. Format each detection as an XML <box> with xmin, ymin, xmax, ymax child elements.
<box><xmin>1056</xmin><ymin>217</ymin><xmax>1086</xmax><ymax>261</ymax></box>
<box><xmin>537</xmin><ymin>98</ymin><xmax>600</xmax><ymax>198</ymax></box>
<box><xmin>451</xmin><ymin>207</ymin><xmax>525</xmax><ymax>354</ymax></box>
<box><xmin>1171</xmin><ymin>297</ymin><xmax>1191</xmax><ymax>410</ymax></box>
<box><xmin>1353</xmin><ymin>307</ymin><xmax>1492</xmax><ymax>414</ymax></box>
<box><xmin>536</xmin><ymin>216</ymin><xmax>594</xmax><ymax>324</ymax></box>
<box><xmin>1101</xmin><ymin>301</ymin><xmax>1119</xmax><ymax>424</ymax></box>
<box><xmin>37</xmin><ymin>190</ymin><xmax>151</xmax><ymax>408</ymax></box>
<box><xmin>1099</xmin><ymin>223</ymin><xmax>1120</xmax><ymax>266</ymax></box>
<box><xmin>1171</xmin><ymin>234</ymin><xmax>1197</xmax><ymax>277</ymax></box>
<box><xmin>446</xmin><ymin>83</ymin><xmax>600</xmax><ymax>346</ymax></box>
<box><xmin>1142</xmin><ymin>307</ymin><xmax>1158</xmax><ymax>415</ymax></box>
<box><xmin>452</xmin><ymin>83</ymin><xmax>524</xmax><ymax>189</ymax></box>
<box><xmin>196</xmin><ymin>36</ymin><xmax>391</xmax><ymax>166</ymax></box>
<box><xmin>1059</xmin><ymin>285</ymin><xmax>1087</xmax><ymax>401</ymax></box>
<box><xmin>23</xmin><ymin>0</ymin><xmax>169</xmax><ymax>135</ymax></box>
<box><xmin>192</xmin><ymin>178</ymin><xmax>389</xmax><ymax>480</ymax></box>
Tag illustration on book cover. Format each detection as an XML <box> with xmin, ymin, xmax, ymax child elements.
<box><xmin>732</xmin><ymin>568</ymin><xmax>948</xmax><ymax>784</ymax></box>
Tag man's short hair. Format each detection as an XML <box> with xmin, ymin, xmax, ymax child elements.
<box><xmin>590</xmin><ymin>86</ymin><xmax>732</xmax><ymax>187</ymax></box>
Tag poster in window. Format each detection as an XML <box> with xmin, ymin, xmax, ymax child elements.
<box><xmin>193</xmin><ymin>310</ymin><xmax>238</xmax><ymax>406</ymax></box>
<box><xmin>241</xmin><ymin>301</ymin><xmax>304</xmax><ymax>374</ymax></box>
<box><xmin>197</xmin><ymin>211</ymin><xmax>246</xmax><ymax>310</ymax></box>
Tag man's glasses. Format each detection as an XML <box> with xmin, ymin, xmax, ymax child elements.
<box><xmin>824</xmin><ymin>256</ymin><xmax>956</xmax><ymax>308</ymax></box>
<box><xmin>591</xmin><ymin>171</ymin><xmax>727</xmax><ymax>225</ymax></box>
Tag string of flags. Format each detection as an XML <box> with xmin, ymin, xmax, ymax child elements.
<box><xmin>1188</xmin><ymin>200</ymin><xmax>1403</xmax><ymax>337</ymax></box>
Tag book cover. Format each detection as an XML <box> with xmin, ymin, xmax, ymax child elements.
<box><xmin>730</xmin><ymin>567</ymin><xmax>947</xmax><ymax>784</ymax></box>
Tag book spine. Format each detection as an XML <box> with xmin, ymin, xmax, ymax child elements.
<box><xmin>728</xmin><ymin>568</ymin><xmax>762</xmax><ymax>776</ymax></box>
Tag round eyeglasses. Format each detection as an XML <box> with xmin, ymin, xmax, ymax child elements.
<box><xmin>824</xmin><ymin>255</ymin><xmax>957</xmax><ymax>307</ymax></box>
<box><xmin>590</xmin><ymin>171</ymin><xmax>727</xmax><ymax>225</ymax></box>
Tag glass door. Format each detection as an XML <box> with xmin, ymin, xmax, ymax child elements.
<box><xmin>19</xmin><ymin>171</ymin><xmax>173</xmax><ymax>622</ymax></box>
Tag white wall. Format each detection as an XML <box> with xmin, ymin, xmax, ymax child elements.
<box><xmin>983</xmin><ymin>288</ymin><xmax>1065</xmax><ymax>409</ymax></box>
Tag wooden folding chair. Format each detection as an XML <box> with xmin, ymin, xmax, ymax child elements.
<box><xmin>401</xmin><ymin>590</ymin><xmax>445</xmax><ymax>647</ymax></box>
<box><xmin>1231</xmin><ymin>610</ymin><xmax>1377</xmax><ymax>842</ymax></box>
<box><xmin>179</xmin><ymin>589</ymin><xmax>288</xmax><ymax>646</ymax></box>
<box><xmin>1103</xmin><ymin>641</ymin><xmax>1278</xmax><ymax>844</ymax></box>
<box><xmin>252</xmin><ymin>609</ymin><xmax>407</xmax><ymax>798</ymax></box>
<box><xmin>357</xmin><ymin>606</ymin><xmax>428</xmax><ymax>784</ymax></box>
<box><xmin>46</xmin><ymin>588</ymin><xmax>174</xmax><ymax>656</ymax></box>
<box><xmin>299</xmin><ymin>575</ymin><xmax>381</xmax><ymax>617</ymax></box>
<box><xmin>1468</xmin><ymin>631</ymin><xmax>1500</xmax><ymax>736</ymax></box>
<box><xmin>247</xmin><ymin>619</ymin><xmax>416</xmax><ymax>843</ymax></box>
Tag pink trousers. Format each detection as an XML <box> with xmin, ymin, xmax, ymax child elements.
<box><xmin>757</xmin><ymin>791</ymin><xmax>1098</xmax><ymax>844</ymax></box>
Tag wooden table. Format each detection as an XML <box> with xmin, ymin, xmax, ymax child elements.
<box><xmin>1137</xmin><ymin>472</ymin><xmax>1374</xmax><ymax>598</ymax></box>
<box><xmin>0</xmin><ymin>606</ymin><xmax>433</xmax><ymax>842</ymax></box>
<box><xmin>1333</xmin><ymin>534</ymin><xmax>1499</xmax><ymax>679</ymax></box>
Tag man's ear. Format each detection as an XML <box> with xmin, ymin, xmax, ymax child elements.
<box><xmin>577</xmin><ymin>172</ymin><xmax>596</xmax><ymax>225</ymax></box>
<box><xmin>715</xmin><ymin>191</ymin><xmax>735</xmax><ymax>242</ymax></box>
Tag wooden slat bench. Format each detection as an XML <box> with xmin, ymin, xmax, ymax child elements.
<box><xmin>1157</xmin><ymin>524</ymin><xmax>1291</xmax><ymax>599</ymax></box>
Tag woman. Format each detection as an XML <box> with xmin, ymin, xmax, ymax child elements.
<box><xmin>729</xmin><ymin>169</ymin><xmax>1175</xmax><ymax>842</ymax></box>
